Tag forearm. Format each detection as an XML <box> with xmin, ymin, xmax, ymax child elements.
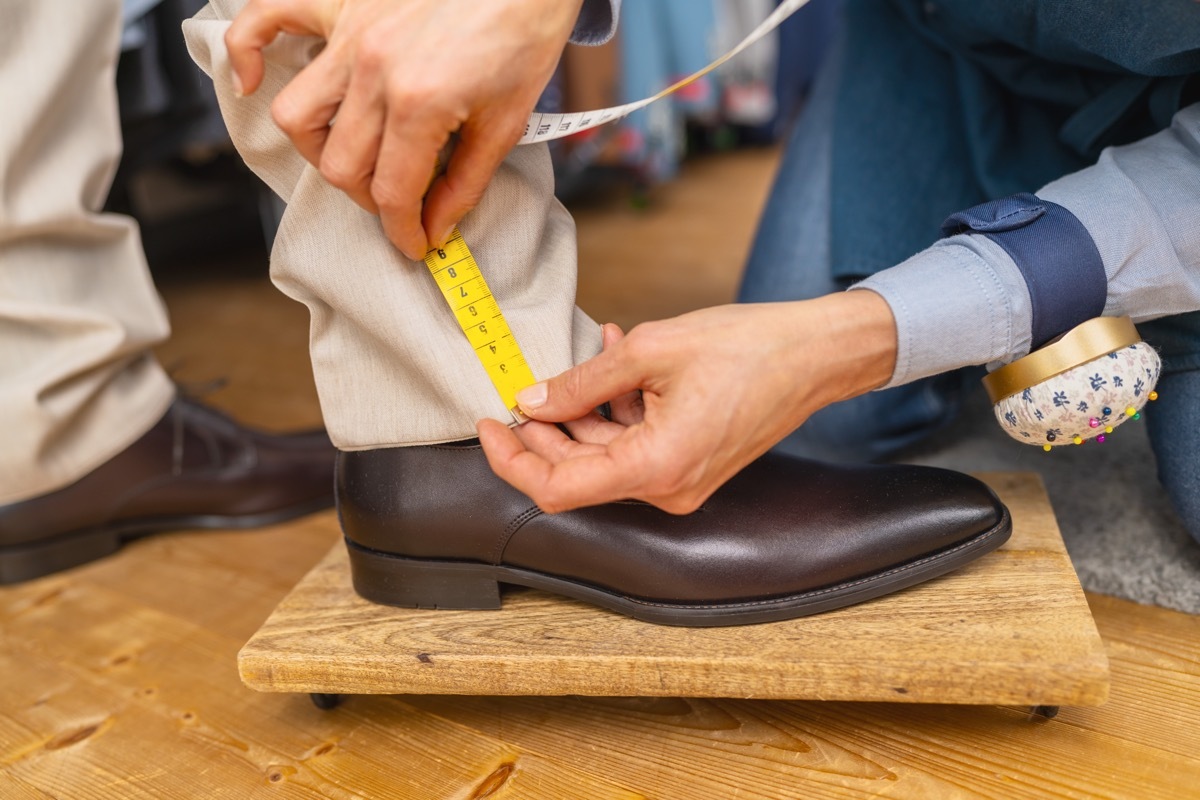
<box><xmin>795</xmin><ymin>290</ymin><xmax>898</xmax><ymax>405</ymax></box>
<box><xmin>858</xmin><ymin>102</ymin><xmax>1200</xmax><ymax>388</ymax></box>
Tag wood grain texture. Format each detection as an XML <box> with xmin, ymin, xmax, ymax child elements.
<box><xmin>0</xmin><ymin>537</ymin><xmax>642</xmax><ymax>800</ymax></box>
<box><xmin>0</xmin><ymin>773</ymin><xmax>56</xmax><ymax>800</ymax></box>
<box><xmin>238</xmin><ymin>472</ymin><xmax>1109</xmax><ymax>706</ymax></box>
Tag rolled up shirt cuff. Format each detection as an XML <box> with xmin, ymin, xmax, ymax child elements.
<box><xmin>571</xmin><ymin>0</ymin><xmax>619</xmax><ymax>45</ymax></box>
<box><xmin>852</xmin><ymin>234</ymin><xmax>1034</xmax><ymax>389</ymax></box>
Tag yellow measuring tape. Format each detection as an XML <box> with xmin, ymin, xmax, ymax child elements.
<box><xmin>421</xmin><ymin>0</ymin><xmax>808</xmax><ymax>422</ymax></box>
<box><xmin>423</xmin><ymin>230</ymin><xmax>536</xmax><ymax>423</ymax></box>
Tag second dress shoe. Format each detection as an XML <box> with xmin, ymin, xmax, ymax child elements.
<box><xmin>0</xmin><ymin>395</ymin><xmax>335</xmax><ymax>584</ymax></box>
<box><xmin>338</xmin><ymin>442</ymin><xmax>1011</xmax><ymax>626</ymax></box>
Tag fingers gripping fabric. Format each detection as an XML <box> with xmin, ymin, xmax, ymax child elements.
<box><xmin>183</xmin><ymin>3</ymin><xmax>602</xmax><ymax>449</ymax></box>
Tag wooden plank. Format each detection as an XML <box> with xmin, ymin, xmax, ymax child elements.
<box><xmin>238</xmin><ymin>473</ymin><xmax>1109</xmax><ymax>706</ymax></box>
<box><xmin>4</xmin><ymin>575</ymin><xmax>1194</xmax><ymax>800</ymax></box>
<box><xmin>0</xmin><ymin>581</ymin><xmax>643</xmax><ymax>800</ymax></box>
<box><xmin>0</xmin><ymin>773</ymin><xmax>55</xmax><ymax>800</ymax></box>
<box><xmin>402</xmin><ymin>591</ymin><xmax>1200</xmax><ymax>799</ymax></box>
<box><xmin>76</xmin><ymin>515</ymin><xmax>340</xmax><ymax>640</ymax></box>
<box><xmin>1053</xmin><ymin>592</ymin><xmax>1200</xmax><ymax>759</ymax></box>
<box><xmin>407</xmin><ymin>693</ymin><xmax>1200</xmax><ymax>800</ymax></box>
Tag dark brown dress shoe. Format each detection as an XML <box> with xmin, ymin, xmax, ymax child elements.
<box><xmin>0</xmin><ymin>396</ymin><xmax>335</xmax><ymax>584</ymax></box>
<box><xmin>338</xmin><ymin>442</ymin><xmax>1011</xmax><ymax>626</ymax></box>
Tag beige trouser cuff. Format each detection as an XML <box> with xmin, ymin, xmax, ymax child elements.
<box><xmin>184</xmin><ymin>1</ymin><xmax>603</xmax><ymax>450</ymax></box>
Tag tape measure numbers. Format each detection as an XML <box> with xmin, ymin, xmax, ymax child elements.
<box><xmin>422</xmin><ymin>0</ymin><xmax>809</xmax><ymax>422</ymax></box>
<box><xmin>424</xmin><ymin>229</ymin><xmax>536</xmax><ymax>422</ymax></box>
<box><xmin>518</xmin><ymin>0</ymin><xmax>811</xmax><ymax>146</ymax></box>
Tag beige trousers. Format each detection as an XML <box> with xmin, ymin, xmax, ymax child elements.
<box><xmin>0</xmin><ymin>0</ymin><xmax>176</xmax><ymax>504</ymax></box>
<box><xmin>183</xmin><ymin>0</ymin><xmax>601</xmax><ymax>451</ymax></box>
<box><xmin>1</xmin><ymin>0</ymin><xmax>599</xmax><ymax>503</ymax></box>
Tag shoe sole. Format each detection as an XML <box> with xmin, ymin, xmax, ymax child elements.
<box><xmin>0</xmin><ymin>496</ymin><xmax>334</xmax><ymax>586</ymax></box>
<box><xmin>345</xmin><ymin>506</ymin><xmax>1013</xmax><ymax>627</ymax></box>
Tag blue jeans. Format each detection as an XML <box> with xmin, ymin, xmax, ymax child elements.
<box><xmin>739</xmin><ymin>39</ymin><xmax>975</xmax><ymax>465</ymax></box>
<box><xmin>1141</xmin><ymin>316</ymin><xmax>1200</xmax><ymax>543</ymax></box>
<box><xmin>738</xmin><ymin>35</ymin><xmax>1200</xmax><ymax>542</ymax></box>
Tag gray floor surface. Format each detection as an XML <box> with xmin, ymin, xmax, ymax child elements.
<box><xmin>892</xmin><ymin>388</ymin><xmax>1200</xmax><ymax>615</ymax></box>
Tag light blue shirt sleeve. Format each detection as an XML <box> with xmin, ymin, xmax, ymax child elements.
<box><xmin>856</xmin><ymin>102</ymin><xmax>1200</xmax><ymax>389</ymax></box>
<box><xmin>121</xmin><ymin>0</ymin><xmax>165</xmax><ymax>50</ymax></box>
<box><xmin>571</xmin><ymin>0</ymin><xmax>621</xmax><ymax>45</ymax></box>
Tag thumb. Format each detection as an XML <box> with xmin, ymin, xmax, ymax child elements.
<box><xmin>516</xmin><ymin>338</ymin><xmax>644</xmax><ymax>422</ymax></box>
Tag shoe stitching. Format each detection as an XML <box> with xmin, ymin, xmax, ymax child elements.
<box><xmin>613</xmin><ymin>517</ymin><xmax>1010</xmax><ymax>610</ymax></box>
<box><xmin>492</xmin><ymin>506</ymin><xmax>543</xmax><ymax>565</ymax></box>
<box><xmin>425</xmin><ymin>443</ymin><xmax>542</xmax><ymax>565</ymax></box>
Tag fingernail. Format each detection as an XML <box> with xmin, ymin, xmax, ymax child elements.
<box><xmin>231</xmin><ymin>73</ymin><xmax>244</xmax><ymax>98</ymax></box>
<box><xmin>516</xmin><ymin>382</ymin><xmax>548</xmax><ymax>411</ymax></box>
<box><xmin>437</xmin><ymin>226</ymin><xmax>455</xmax><ymax>247</ymax></box>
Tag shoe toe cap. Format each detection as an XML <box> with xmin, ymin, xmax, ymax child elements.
<box><xmin>708</xmin><ymin>456</ymin><xmax>1009</xmax><ymax>597</ymax></box>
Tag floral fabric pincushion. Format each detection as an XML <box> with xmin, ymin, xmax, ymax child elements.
<box><xmin>983</xmin><ymin>317</ymin><xmax>1162</xmax><ymax>450</ymax></box>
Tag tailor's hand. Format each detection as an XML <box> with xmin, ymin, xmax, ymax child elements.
<box><xmin>225</xmin><ymin>0</ymin><xmax>584</xmax><ymax>259</ymax></box>
<box><xmin>477</xmin><ymin>290</ymin><xmax>899</xmax><ymax>514</ymax></box>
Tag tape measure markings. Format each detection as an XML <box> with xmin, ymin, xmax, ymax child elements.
<box><xmin>517</xmin><ymin>0</ymin><xmax>811</xmax><ymax>146</ymax></box>
<box><xmin>424</xmin><ymin>228</ymin><xmax>536</xmax><ymax>422</ymax></box>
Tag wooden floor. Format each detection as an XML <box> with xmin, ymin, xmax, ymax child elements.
<box><xmin>3</xmin><ymin>149</ymin><xmax>1199</xmax><ymax>798</ymax></box>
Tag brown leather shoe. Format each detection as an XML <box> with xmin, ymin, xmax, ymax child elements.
<box><xmin>0</xmin><ymin>396</ymin><xmax>335</xmax><ymax>584</ymax></box>
<box><xmin>338</xmin><ymin>441</ymin><xmax>1011</xmax><ymax>626</ymax></box>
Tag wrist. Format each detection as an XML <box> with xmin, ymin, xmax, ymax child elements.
<box><xmin>856</xmin><ymin>239</ymin><xmax>1032</xmax><ymax>388</ymax></box>
<box><xmin>806</xmin><ymin>290</ymin><xmax>898</xmax><ymax>404</ymax></box>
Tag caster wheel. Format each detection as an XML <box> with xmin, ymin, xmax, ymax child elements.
<box><xmin>310</xmin><ymin>693</ymin><xmax>342</xmax><ymax>710</ymax></box>
<box><xmin>1030</xmin><ymin>705</ymin><xmax>1059</xmax><ymax>720</ymax></box>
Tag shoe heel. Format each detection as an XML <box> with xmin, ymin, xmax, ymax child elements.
<box><xmin>345</xmin><ymin>539</ymin><xmax>502</xmax><ymax>610</ymax></box>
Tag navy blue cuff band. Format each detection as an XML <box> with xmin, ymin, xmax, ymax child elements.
<box><xmin>941</xmin><ymin>193</ymin><xmax>1107</xmax><ymax>349</ymax></box>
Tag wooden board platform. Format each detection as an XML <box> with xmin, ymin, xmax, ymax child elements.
<box><xmin>239</xmin><ymin>472</ymin><xmax>1109</xmax><ymax>706</ymax></box>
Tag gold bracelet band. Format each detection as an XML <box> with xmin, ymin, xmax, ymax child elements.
<box><xmin>981</xmin><ymin>316</ymin><xmax>1142</xmax><ymax>403</ymax></box>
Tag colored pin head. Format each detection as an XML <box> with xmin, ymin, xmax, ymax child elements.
<box><xmin>984</xmin><ymin>317</ymin><xmax>1161</xmax><ymax>450</ymax></box>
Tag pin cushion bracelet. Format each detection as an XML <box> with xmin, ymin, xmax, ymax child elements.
<box><xmin>984</xmin><ymin>317</ymin><xmax>1161</xmax><ymax>450</ymax></box>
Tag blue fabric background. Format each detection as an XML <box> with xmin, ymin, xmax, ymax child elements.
<box><xmin>830</xmin><ymin>0</ymin><xmax>1200</xmax><ymax>280</ymax></box>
